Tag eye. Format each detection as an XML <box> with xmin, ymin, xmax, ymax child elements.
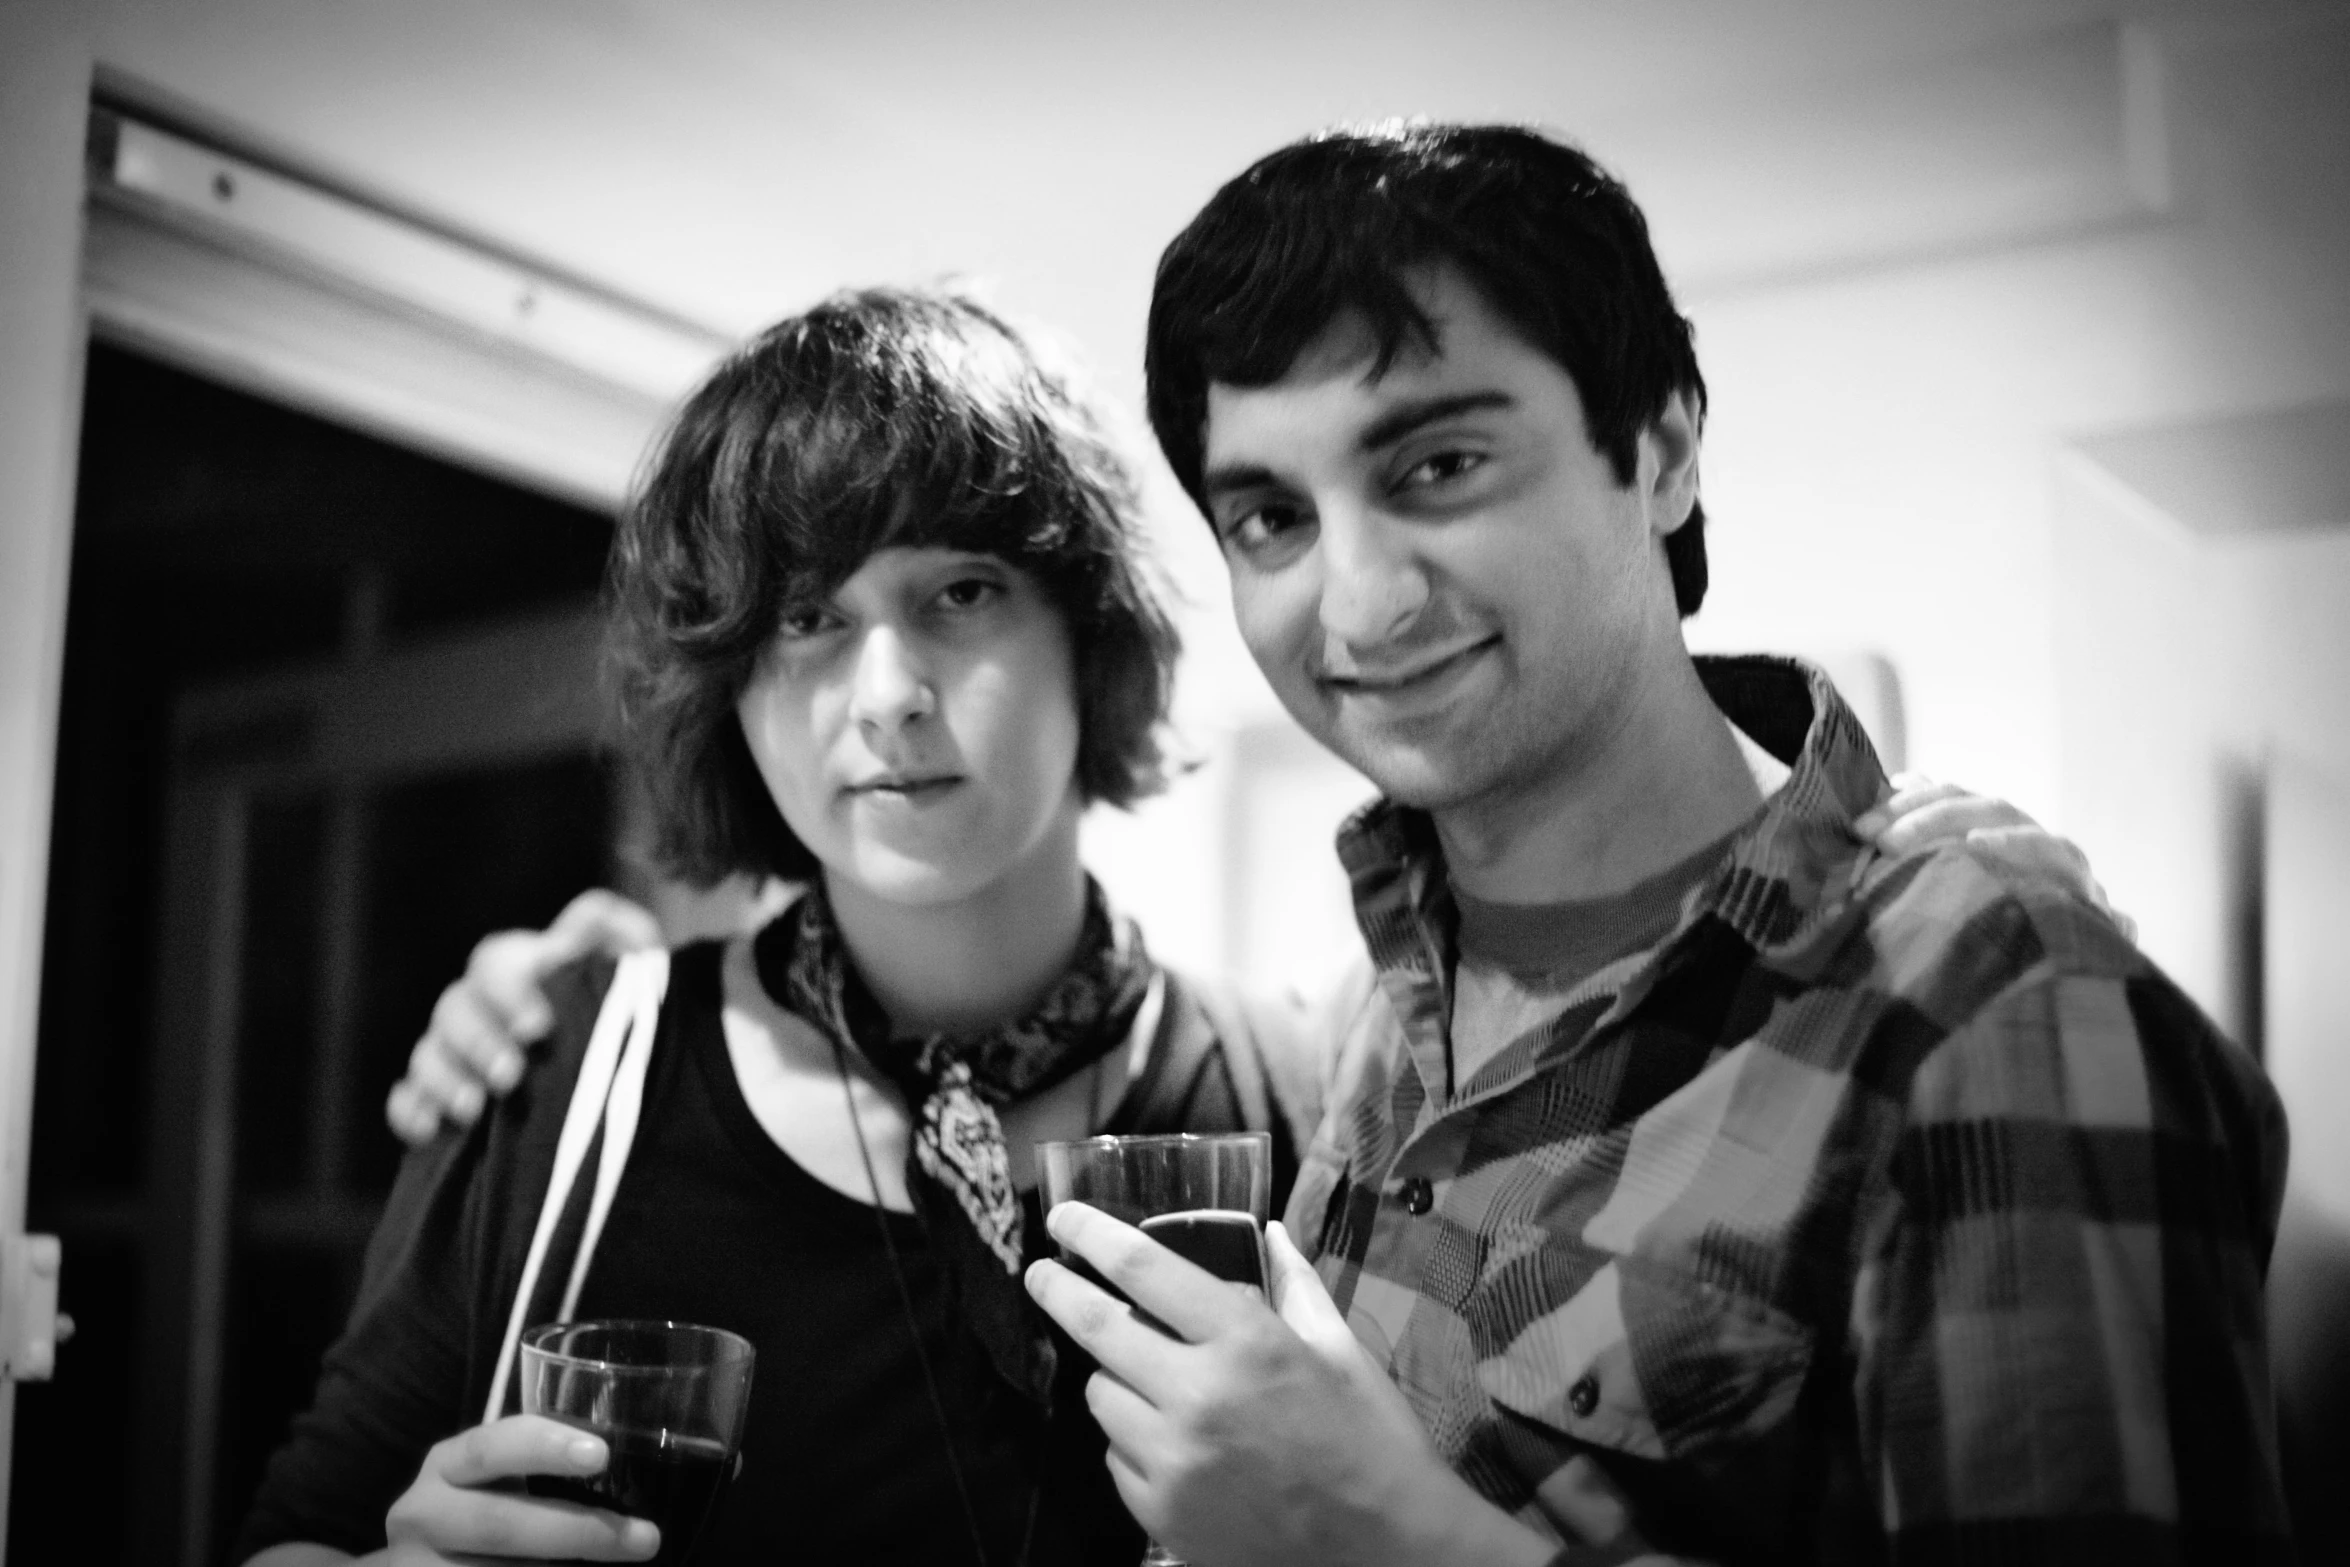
<box><xmin>1397</xmin><ymin>448</ymin><xmax>1486</xmax><ymax>490</ymax></box>
<box><xmin>1223</xmin><ymin>499</ymin><xmax>1313</xmax><ymax>556</ymax></box>
<box><xmin>934</xmin><ymin>575</ymin><xmax>1004</xmax><ymax>612</ymax></box>
<box><xmin>775</xmin><ymin>601</ymin><xmax>840</xmax><ymax>640</ymax></box>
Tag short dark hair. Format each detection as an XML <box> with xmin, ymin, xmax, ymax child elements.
<box><xmin>611</xmin><ymin>286</ymin><xmax>1182</xmax><ymax>886</ymax></box>
<box><xmin>1146</xmin><ymin>121</ymin><xmax>1711</xmax><ymax>616</ymax></box>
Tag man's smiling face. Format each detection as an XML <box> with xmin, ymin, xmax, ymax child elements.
<box><xmin>1200</xmin><ymin>267</ymin><xmax>1699</xmax><ymax>816</ymax></box>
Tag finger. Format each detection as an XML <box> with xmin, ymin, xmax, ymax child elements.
<box><xmin>462</xmin><ymin>892</ymin><xmax>659</xmax><ymax>1049</ymax></box>
<box><xmin>1024</xmin><ymin>1254</ymin><xmax>1190</xmax><ymax>1397</ymax></box>
<box><xmin>1083</xmin><ymin>1367</ymin><xmax>1167</xmax><ymax>1479</ymax></box>
<box><xmin>1871</xmin><ymin>796</ymin><xmax>2033</xmax><ymax>857</ymax></box>
<box><xmin>1264</xmin><ymin>1221</ymin><xmax>1353</xmax><ymax>1348</ymax></box>
<box><xmin>384</xmin><ymin>1079</ymin><xmax>442</xmax><ymax>1146</ymax></box>
<box><xmin>1102</xmin><ymin>1442</ymin><xmax>1162</xmax><ymax>1542</ymax></box>
<box><xmin>428</xmin><ymin>983</ymin><xmax>528</xmax><ymax>1094</ymax></box>
<box><xmin>404</xmin><ymin>1032</ymin><xmax>488</xmax><ymax>1127</ymax></box>
<box><xmin>539</xmin><ymin>889</ymin><xmax>664</xmax><ymax>974</ymax></box>
<box><xmin>1043</xmin><ymin>1201</ymin><xmax>1262</xmax><ymax>1344</ymax></box>
<box><xmin>429</xmin><ymin>1488</ymin><xmax>660</xmax><ymax>1563</ymax></box>
<box><xmin>1964</xmin><ymin>825</ymin><xmax>2100</xmax><ymax>909</ymax></box>
<box><xmin>1852</xmin><ymin>775</ymin><xmax>1966</xmax><ymax>838</ymax></box>
<box><xmin>465</xmin><ymin>930</ymin><xmax>561</xmax><ymax>1043</ymax></box>
<box><xmin>435</xmin><ymin>1415</ymin><xmax>609</xmax><ymax>1488</ymax></box>
<box><xmin>1534</xmin><ymin>1451</ymin><xmax>1640</xmax><ymax>1547</ymax></box>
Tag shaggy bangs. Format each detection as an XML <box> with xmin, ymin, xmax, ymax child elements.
<box><xmin>611</xmin><ymin>287</ymin><xmax>1180</xmax><ymax>886</ymax></box>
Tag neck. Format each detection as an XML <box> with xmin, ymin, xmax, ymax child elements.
<box><xmin>1438</xmin><ymin>650</ymin><xmax>1764</xmax><ymax>904</ymax></box>
<box><xmin>823</xmin><ymin>815</ymin><xmax>1091</xmax><ymax>1037</ymax></box>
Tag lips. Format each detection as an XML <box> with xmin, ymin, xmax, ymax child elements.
<box><xmin>1321</xmin><ymin>635</ymin><xmax>1498</xmax><ymax>693</ymax></box>
<box><xmin>846</xmin><ymin>773</ymin><xmax>964</xmax><ymax>798</ymax></box>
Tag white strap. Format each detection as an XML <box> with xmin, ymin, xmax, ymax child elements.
<box><xmin>481</xmin><ymin>949</ymin><xmax>671</xmax><ymax>1422</ymax></box>
<box><xmin>559</xmin><ymin>953</ymin><xmax>666</xmax><ymax>1318</ymax></box>
<box><xmin>1123</xmin><ymin>969</ymin><xmax>1167</xmax><ymax>1091</ymax></box>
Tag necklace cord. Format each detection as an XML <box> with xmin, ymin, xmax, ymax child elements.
<box><xmin>829</xmin><ymin>1034</ymin><xmax>1000</xmax><ymax>1567</ymax></box>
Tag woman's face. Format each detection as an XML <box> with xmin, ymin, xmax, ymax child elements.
<box><xmin>736</xmin><ymin>546</ymin><xmax>1085</xmax><ymax>909</ymax></box>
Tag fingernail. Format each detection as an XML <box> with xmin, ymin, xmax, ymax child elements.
<box><xmin>1023</xmin><ymin>1261</ymin><xmax>1050</xmax><ymax>1298</ymax></box>
<box><xmin>1044</xmin><ymin>1203</ymin><xmax>1075</xmax><ymax>1239</ymax></box>
<box><xmin>488</xmin><ymin>1052</ymin><xmax>523</xmax><ymax>1091</ymax></box>
<box><xmin>516</xmin><ymin>1005</ymin><xmax>551</xmax><ymax>1037</ymax></box>
<box><xmin>623</xmin><ymin>1519</ymin><xmax>662</xmax><ymax>1557</ymax></box>
<box><xmin>1853</xmin><ymin>810</ymin><xmax>1886</xmax><ymax>836</ymax></box>
<box><xmin>569</xmin><ymin>1434</ymin><xmax>605</xmax><ymax>1470</ymax></box>
<box><xmin>454</xmin><ymin>1082</ymin><xmax>485</xmax><ymax>1120</ymax></box>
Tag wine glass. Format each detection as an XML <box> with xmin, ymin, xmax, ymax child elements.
<box><xmin>1036</xmin><ymin>1131</ymin><xmax>1272</xmax><ymax>1567</ymax></box>
<box><xmin>519</xmin><ymin>1319</ymin><xmax>756</xmax><ymax>1567</ymax></box>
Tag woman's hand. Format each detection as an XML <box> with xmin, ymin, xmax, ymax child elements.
<box><xmin>1853</xmin><ymin>773</ymin><xmax>2136</xmax><ymax>941</ymax></box>
<box><xmin>378</xmin><ymin>1415</ymin><xmax>659</xmax><ymax>1563</ymax></box>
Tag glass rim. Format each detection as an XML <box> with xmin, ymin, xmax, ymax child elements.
<box><xmin>519</xmin><ymin>1317</ymin><xmax>755</xmax><ymax>1373</ymax></box>
<box><xmin>1035</xmin><ymin>1130</ymin><xmax>1272</xmax><ymax>1156</ymax></box>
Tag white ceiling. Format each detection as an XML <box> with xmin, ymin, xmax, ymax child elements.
<box><xmin>93</xmin><ymin>0</ymin><xmax>2224</xmax><ymax>355</ymax></box>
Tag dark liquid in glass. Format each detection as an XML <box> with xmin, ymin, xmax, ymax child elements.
<box><xmin>1141</xmin><ymin>1209</ymin><xmax>1266</xmax><ymax>1290</ymax></box>
<box><xmin>525</xmin><ymin>1425</ymin><xmax>733</xmax><ymax>1567</ymax></box>
<box><xmin>1060</xmin><ymin>1207</ymin><xmax>1266</xmax><ymax>1325</ymax></box>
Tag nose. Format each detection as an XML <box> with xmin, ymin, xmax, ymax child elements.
<box><xmin>847</xmin><ymin>624</ymin><xmax>935</xmax><ymax>737</ymax></box>
<box><xmin>1317</xmin><ymin>505</ymin><xmax>1429</xmax><ymax>655</ymax></box>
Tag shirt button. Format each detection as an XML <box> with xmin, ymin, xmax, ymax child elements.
<box><xmin>1399</xmin><ymin>1177</ymin><xmax>1434</xmax><ymax>1216</ymax></box>
<box><xmin>1568</xmin><ymin>1373</ymin><xmax>1600</xmax><ymax>1418</ymax></box>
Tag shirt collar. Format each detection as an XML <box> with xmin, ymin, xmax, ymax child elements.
<box><xmin>1336</xmin><ymin>654</ymin><xmax>1891</xmax><ymax>979</ymax></box>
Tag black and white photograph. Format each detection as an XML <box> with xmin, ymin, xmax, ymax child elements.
<box><xmin>0</xmin><ymin>2</ymin><xmax>2345</xmax><ymax>1563</ymax></box>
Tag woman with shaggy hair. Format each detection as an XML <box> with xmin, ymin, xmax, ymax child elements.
<box><xmin>238</xmin><ymin>288</ymin><xmax>1311</xmax><ymax>1567</ymax></box>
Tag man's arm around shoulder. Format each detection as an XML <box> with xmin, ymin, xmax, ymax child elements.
<box><xmin>1852</xmin><ymin>906</ymin><xmax>2292</xmax><ymax>1562</ymax></box>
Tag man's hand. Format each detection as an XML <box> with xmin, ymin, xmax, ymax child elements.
<box><xmin>1853</xmin><ymin>773</ymin><xmax>2137</xmax><ymax>940</ymax></box>
<box><xmin>383</xmin><ymin>890</ymin><xmax>661</xmax><ymax>1146</ymax></box>
<box><xmin>378</xmin><ymin>1415</ymin><xmax>658</xmax><ymax>1563</ymax></box>
<box><xmin>1026</xmin><ymin>1206</ymin><xmax>1560</xmax><ymax>1567</ymax></box>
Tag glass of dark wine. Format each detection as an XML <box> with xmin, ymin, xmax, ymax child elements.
<box><xmin>518</xmin><ymin>1319</ymin><xmax>755</xmax><ymax>1567</ymax></box>
<box><xmin>1035</xmin><ymin>1131</ymin><xmax>1273</xmax><ymax>1567</ymax></box>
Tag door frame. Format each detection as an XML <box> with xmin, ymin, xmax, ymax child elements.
<box><xmin>0</xmin><ymin>48</ymin><xmax>713</xmax><ymax>1560</ymax></box>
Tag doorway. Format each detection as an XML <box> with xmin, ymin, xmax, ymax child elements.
<box><xmin>15</xmin><ymin>343</ymin><xmax>622</xmax><ymax>1565</ymax></box>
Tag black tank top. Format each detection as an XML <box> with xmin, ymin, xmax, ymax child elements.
<box><xmin>574</xmin><ymin>942</ymin><xmax>1140</xmax><ymax>1566</ymax></box>
<box><xmin>234</xmin><ymin>938</ymin><xmax>1297</xmax><ymax>1567</ymax></box>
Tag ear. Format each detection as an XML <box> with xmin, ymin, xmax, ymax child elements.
<box><xmin>1641</xmin><ymin>389</ymin><xmax>1702</xmax><ymax>537</ymax></box>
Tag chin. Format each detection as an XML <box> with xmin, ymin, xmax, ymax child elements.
<box><xmin>836</xmin><ymin>846</ymin><xmax>999</xmax><ymax>910</ymax></box>
<box><xmin>1327</xmin><ymin>732</ymin><xmax>1496</xmax><ymax>813</ymax></box>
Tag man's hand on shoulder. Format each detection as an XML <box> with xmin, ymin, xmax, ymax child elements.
<box><xmin>383</xmin><ymin>889</ymin><xmax>662</xmax><ymax>1146</ymax></box>
<box><xmin>1852</xmin><ymin>772</ymin><xmax>2136</xmax><ymax>941</ymax></box>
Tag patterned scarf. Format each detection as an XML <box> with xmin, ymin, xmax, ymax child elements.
<box><xmin>753</xmin><ymin>878</ymin><xmax>1153</xmax><ymax>1406</ymax></box>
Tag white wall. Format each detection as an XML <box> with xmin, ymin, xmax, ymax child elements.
<box><xmin>1665</xmin><ymin>10</ymin><xmax>2350</xmax><ymax>1238</ymax></box>
<box><xmin>1685</xmin><ymin>12</ymin><xmax>2350</xmax><ymax>1026</ymax></box>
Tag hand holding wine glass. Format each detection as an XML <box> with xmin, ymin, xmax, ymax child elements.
<box><xmin>1034</xmin><ymin>1133</ymin><xmax>1274</xmax><ymax>1566</ymax></box>
<box><xmin>516</xmin><ymin>1320</ymin><xmax>754</xmax><ymax>1567</ymax></box>
<box><xmin>380</xmin><ymin>1414</ymin><xmax>661</xmax><ymax>1563</ymax></box>
<box><xmin>1026</xmin><ymin>1208</ymin><xmax>1565</xmax><ymax>1567</ymax></box>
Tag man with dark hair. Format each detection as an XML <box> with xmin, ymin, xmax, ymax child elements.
<box><xmin>1025</xmin><ymin>122</ymin><xmax>2291</xmax><ymax>1566</ymax></box>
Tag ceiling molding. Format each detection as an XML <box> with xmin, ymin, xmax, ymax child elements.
<box><xmin>1605</xmin><ymin>19</ymin><xmax>2174</xmax><ymax>299</ymax></box>
<box><xmin>80</xmin><ymin>75</ymin><xmax>737</xmax><ymax>509</ymax></box>
<box><xmin>2070</xmin><ymin>400</ymin><xmax>2350</xmax><ymax>539</ymax></box>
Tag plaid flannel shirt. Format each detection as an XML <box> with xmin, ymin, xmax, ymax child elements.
<box><xmin>1285</xmin><ymin>655</ymin><xmax>2292</xmax><ymax>1564</ymax></box>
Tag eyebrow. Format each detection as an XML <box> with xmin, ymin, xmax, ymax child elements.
<box><xmin>1355</xmin><ymin>390</ymin><xmax>1517</xmax><ymax>453</ymax></box>
<box><xmin>1200</xmin><ymin>460</ymin><xmax>1280</xmax><ymax>503</ymax></box>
